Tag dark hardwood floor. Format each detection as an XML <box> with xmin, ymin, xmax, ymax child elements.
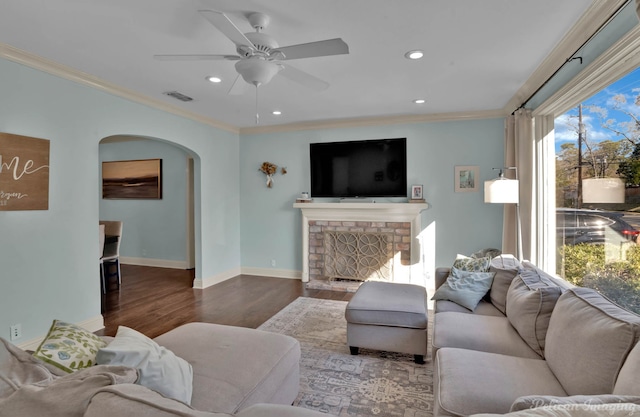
<box><xmin>97</xmin><ymin>264</ymin><xmax>353</xmax><ymax>338</ymax></box>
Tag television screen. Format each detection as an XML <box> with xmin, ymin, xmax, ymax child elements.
<box><xmin>310</xmin><ymin>138</ymin><xmax>407</xmax><ymax>198</ymax></box>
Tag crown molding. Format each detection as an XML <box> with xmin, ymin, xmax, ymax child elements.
<box><xmin>503</xmin><ymin>0</ymin><xmax>628</xmax><ymax>114</ymax></box>
<box><xmin>239</xmin><ymin>109</ymin><xmax>506</xmax><ymax>135</ymax></box>
<box><xmin>0</xmin><ymin>43</ymin><xmax>239</xmax><ymax>134</ymax></box>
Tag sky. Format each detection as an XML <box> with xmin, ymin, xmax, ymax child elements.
<box><xmin>554</xmin><ymin>66</ymin><xmax>640</xmax><ymax>154</ymax></box>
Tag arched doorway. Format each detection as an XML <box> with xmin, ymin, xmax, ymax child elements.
<box><xmin>98</xmin><ymin>134</ymin><xmax>198</xmax><ymax>276</ymax></box>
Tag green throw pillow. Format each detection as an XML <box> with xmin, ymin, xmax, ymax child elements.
<box><xmin>33</xmin><ymin>320</ymin><xmax>106</xmax><ymax>373</ymax></box>
<box><xmin>452</xmin><ymin>254</ymin><xmax>491</xmax><ymax>272</ymax></box>
<box><xmin>431</xmin><ymin>267</ymin><xmax>495</xmax><ymax>311</ymax></box>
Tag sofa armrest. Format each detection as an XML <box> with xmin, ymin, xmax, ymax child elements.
<box><xmin>435</xmin><ymin>267</ymin><xmax>450</xmax><ymax>290</ymax></box>
<box><xmin>510</xmin><ymin>394</ymin><xmax>640</xmax><ymax>411</ymax></box>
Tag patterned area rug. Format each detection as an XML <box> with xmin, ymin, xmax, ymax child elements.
<box><xmin>258</xmin><ymin>297</ymin><xmax>434</xmax><ymax>417</ymax></box>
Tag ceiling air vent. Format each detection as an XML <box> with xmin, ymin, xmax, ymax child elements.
<box><xmin>163</xmin><ymin>91</ymin><xmax>193</xmax><ymax>102</ymax></box>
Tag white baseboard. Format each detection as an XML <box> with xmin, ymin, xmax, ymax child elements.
<box><xmin>193</xmin><ymin>267</ymin><xmax>242</xmax><ymax>289</ymax></box>
<box><xmin>120</xmin><ymin>257</ymin><xmax>188</xmax><ymax>269</ymax></box>
<box><xmin>17</xmin><ymin>315</ymin><xmax>105</xmax><ymax>351</ymax></box>
<box><xmin>241</xmin><ymin>267</ymin><xmax>302</xmax><ymax>280</ymax></box>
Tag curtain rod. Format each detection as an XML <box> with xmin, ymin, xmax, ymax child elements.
<box><xmin>515</xmin><ymin>0</ymin><xmax>631</xmax><ymax>114</ymax></box>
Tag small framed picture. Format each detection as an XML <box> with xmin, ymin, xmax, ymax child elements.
<box><xmin>411</xmin><ymin>184</ymin><xmax>423</xmax><ymax>200</ymax></box>
<box><xmin>454</xmin><ymin>166</ymin><xmax>479</xmax><ymax>193</ymax></box>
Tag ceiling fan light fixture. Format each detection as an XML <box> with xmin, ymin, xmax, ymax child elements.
<box><xmin>405</xmin><ymin>50</ymin><xmax>424</xmax><ymax>60</ymax></box>
<box><xmin>206</xmin><ymin>76</ymin><xmax>222</xmax><ymax>83</ymax></box>
<box><xmin>235</xmin><ymin>59</ymin><xmax>281</xmax><ymax>86</ymax></box>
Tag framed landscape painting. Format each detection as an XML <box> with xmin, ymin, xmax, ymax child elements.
<box><xmin>102</xmin><ymin>159</ymin><xmax>162</xmax><ymax>199</ymax></box>
<box><xmin>454</xmin><ymin>165</ymin><xmax>479</xmax><ymax>193</ymax></box>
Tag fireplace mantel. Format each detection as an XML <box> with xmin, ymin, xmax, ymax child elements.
<box><xmin>293</xmin><ymin>202</ymin><xmax>428</xmax><ymax>220</ymax></box>
<box><xmin>294</xmin><ymin>202</ymin><xmax>429</xmax><ymax>283</ymax></box>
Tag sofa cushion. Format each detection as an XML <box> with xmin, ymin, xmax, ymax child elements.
<box><xmin>96</xmin><ymin>326</ymin><xmax>193</xmax><ymax>405</ymax></box>
<box><xmin>434</xmin><ymin>299</ymin><xmax>505</xmax><ymax>317</ymax></box>
<box><xmin>237</xmin><ymin>404</ymin><xmax>347</xmax><ymax>417</ymax></box>
<box><xmin>431</xmin><ymin>267</ymin><xmax>495</xmax><ymax>311</ymax></box>
<box><xmin>488</xmin><ymin>255</ymin><xmax>521</xmax><ymax>314</ymax></box>
<box><xmin>32</xmin><ymin>320</ymin><xmax>107</xmax><ymax>374</ymax></box>
<box><xmin>506</xmin><ymin>270</ymin><xmax>563</xmax><ymax>357</ymax></box>
<box><xmin>153</xmin><ymin>323</ymin><xmax>301</xmax><ymax>414</ymax></box>
<box><xmin>434</xmin><ymin>348</ymin><xmax>566</xmax><ymax>416</ymax></box>
<box><xmin>545</xmin><ymin>288</ymin><xmax>640</xmax><ymax>395</ymax></box>
<box><xmin>85</xmin><ymin>384</ymin><xmax>232</xmax><ymax>417</ymax></box>
<box><xmin>432</xmin><ymin>313</ymin><xmax>541</xmax><ymax>359</ymax></box>
<box><xmin>470</xmin><ymin>403</ymin><xmax>640</xmax><ymax>417</ymax></box>
<box><xmin>613</xmin><ymin>340</ymin><xmax>640</xmax><ymax>395</ymax></box>
<box><xmin>86</xmin><ymin>386</ymin><xmax>336</xmax><ymax>417</ymax></box>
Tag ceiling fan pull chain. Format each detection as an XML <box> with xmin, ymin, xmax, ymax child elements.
<box><xmin>255</xmin><ymin>84</ymin><xmax>260</xmax><ymax>125</ymax></box>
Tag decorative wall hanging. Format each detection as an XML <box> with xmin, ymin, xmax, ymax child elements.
<box><xmin>454</xmin><ymin>165</ymin><xmax>480</xmax><ymax>192</ymax></box>
<box><xmin>259</xmin><ymin>161</ymin><xmax>286</xmax><ymax>188</ymax></box>
<box><xmin>0</xmin><ymin>132</ymin><xmax>50</xmax><ymax>211</ymax></box>
<box><xmin>102</xmin><ymin>159</ymin><xmax>162</xmax><ymax>199</ymax></box>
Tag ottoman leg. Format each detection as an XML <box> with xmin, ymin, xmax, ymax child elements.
<box><xmin>349</xmin><ymin>346</ymin><xmax>359</xmax><ymax>355</ymax></box>
<box><xmin>414</xmin><ymin>354</ymin><xmax>425</xmax><ymax>364</ymax></box>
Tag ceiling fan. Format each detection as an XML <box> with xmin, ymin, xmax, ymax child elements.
<box><xmin>155</xmin><ymin>10</ymin><xmax>350</xmax><ymax>95</ymax></box>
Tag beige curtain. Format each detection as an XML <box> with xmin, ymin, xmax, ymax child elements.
<box><xmin>504</xmin><ymin>109</ymin><xmax>555</xmax><ymax>265</ymax></box>
<box><xmin>504</xmin><ymin>109</ymin><xmax>534</xmax><ymax>260</ymax></box>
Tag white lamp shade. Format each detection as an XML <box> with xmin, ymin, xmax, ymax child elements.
<box><xmin>484</xmin><ymin>178</ymin><xmax>519</xmax><ymax>204</ymax></box>
<box><xmin>582</xmin><ymin>178</ymin><xmax>625</xmax><ymax>203</ymax></box>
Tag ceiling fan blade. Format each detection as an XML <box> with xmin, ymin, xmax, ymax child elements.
<box><xmin>198</xmin><ymin>10</ymin><xmax>255</xmax><ymax>49</ymax></box>
<box><xmin>154</xmin><ymin>54</ymin><xmax>240</xmax><ymax>61</ymax></box>
<box><xmin>278</xmin><ymin>64</ymin><xmax>329</xmax><ymax>92</ymax></box>
<box><xmin>275</xmin><ymin>38</ymin><xmax>349</xmax><ymax>61</ymax></box>
<box><xmin>227</xmin><ymin>74</ymin><xmax>247</xmax><ymax>95</ymax></box>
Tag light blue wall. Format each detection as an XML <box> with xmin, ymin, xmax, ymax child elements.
<box><xmin>239</xmin><ymin>119</ymin><xmax>506</xmax><ymax>273</ymax></box>
<box><xmin>99</xmin><ymin>140</ymin><xmax>189</xmax><ymax>263</ymax></box>
<box><xmin>0</xmin><ymin>52</ymin><xmax>506</xmax><ymax>343</ymax></box>
<box><xmin>0</xmin><ymin>57</ymin><xmax>240</xmax><ymax>342</ymax></box>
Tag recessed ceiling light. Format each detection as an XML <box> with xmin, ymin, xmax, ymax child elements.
<box><xmin>206</xmin><ymin>76</ymin><xmax>222</xmax><ymax>83</ymax></box>
<box><xmin>405</xmin><ymin>50</ymin><xmax>424</xmax><ymax>60</ymax></box>
<box><xmin>272</xmin><ymin>110</ymin><xmax>282</xmax><ymax>115</ymax></box>
<box><xmin>413</xmin><ymin>99</ymin><xmax>426</xmax><ymax>104</ymax></box>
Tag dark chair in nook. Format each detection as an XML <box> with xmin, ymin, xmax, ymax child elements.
<box><xmin>100</xmin><ymin>220</ymin><xmax>123</xmax><ymax>293</ymax></box>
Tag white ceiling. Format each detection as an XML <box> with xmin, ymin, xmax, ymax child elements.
<box><xmin>0</xmin><ymin>0</ymin><xmax>594</xmax><ymax>130</ymax></box>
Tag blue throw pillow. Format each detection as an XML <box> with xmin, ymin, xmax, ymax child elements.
<box><xmin>431</xmin><ymin>267</ymin><xmax>495</xmax><ymax>311</ymax></box>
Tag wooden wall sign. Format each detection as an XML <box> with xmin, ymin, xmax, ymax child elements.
<box><xmin>0</xmin><ymin>132</ymin><xmax>50</xmax><ymax>211</ymax></box>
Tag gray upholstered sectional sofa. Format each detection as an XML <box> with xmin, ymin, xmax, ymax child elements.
<box><xmin>0</xmin><ymin>322</ymin><xmax>333</xmax><ymax>417</ymax></box>
<box><xmin>432</xmin><ymin>256</ymin><xmax>640</xmax><ymax>416</ymax></box>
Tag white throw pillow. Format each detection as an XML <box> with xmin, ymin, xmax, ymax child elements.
<box><xmin>96</xmin><ymin>326</ymin><xmax>193</xmax><ymax>404</ymax></box>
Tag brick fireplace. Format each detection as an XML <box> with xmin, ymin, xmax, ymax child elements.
<box><xmin>294</xmin><ymin>202</ymin><xmax>429</xmax><ymax>290</ymax></box>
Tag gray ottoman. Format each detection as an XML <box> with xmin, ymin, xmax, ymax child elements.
<box><xmin>345</xmin><ymin>281</ymin><xmax>429</xmax><ymax>364</ymax></box>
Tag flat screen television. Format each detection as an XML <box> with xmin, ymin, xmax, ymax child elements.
<box><xmin>310</xmin><ymin>138</ymin><xmax>407</xmax><ymax>198</ymax></box>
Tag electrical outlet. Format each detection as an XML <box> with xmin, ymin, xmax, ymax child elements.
<box><xmin>271</xmin><ymin>259</ymin><xmax>276</xmax><ymax>267</ymax></box>
<box><xmin>10</xmin><ymin>324</ymin><xmax>21</xmax><ymax>341</ymax></box>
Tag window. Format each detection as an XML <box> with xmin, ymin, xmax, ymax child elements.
<box><xmin>554</xmin><ymin>68</ymin><xmax>640</xmax><ymax>314</ymax></box>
